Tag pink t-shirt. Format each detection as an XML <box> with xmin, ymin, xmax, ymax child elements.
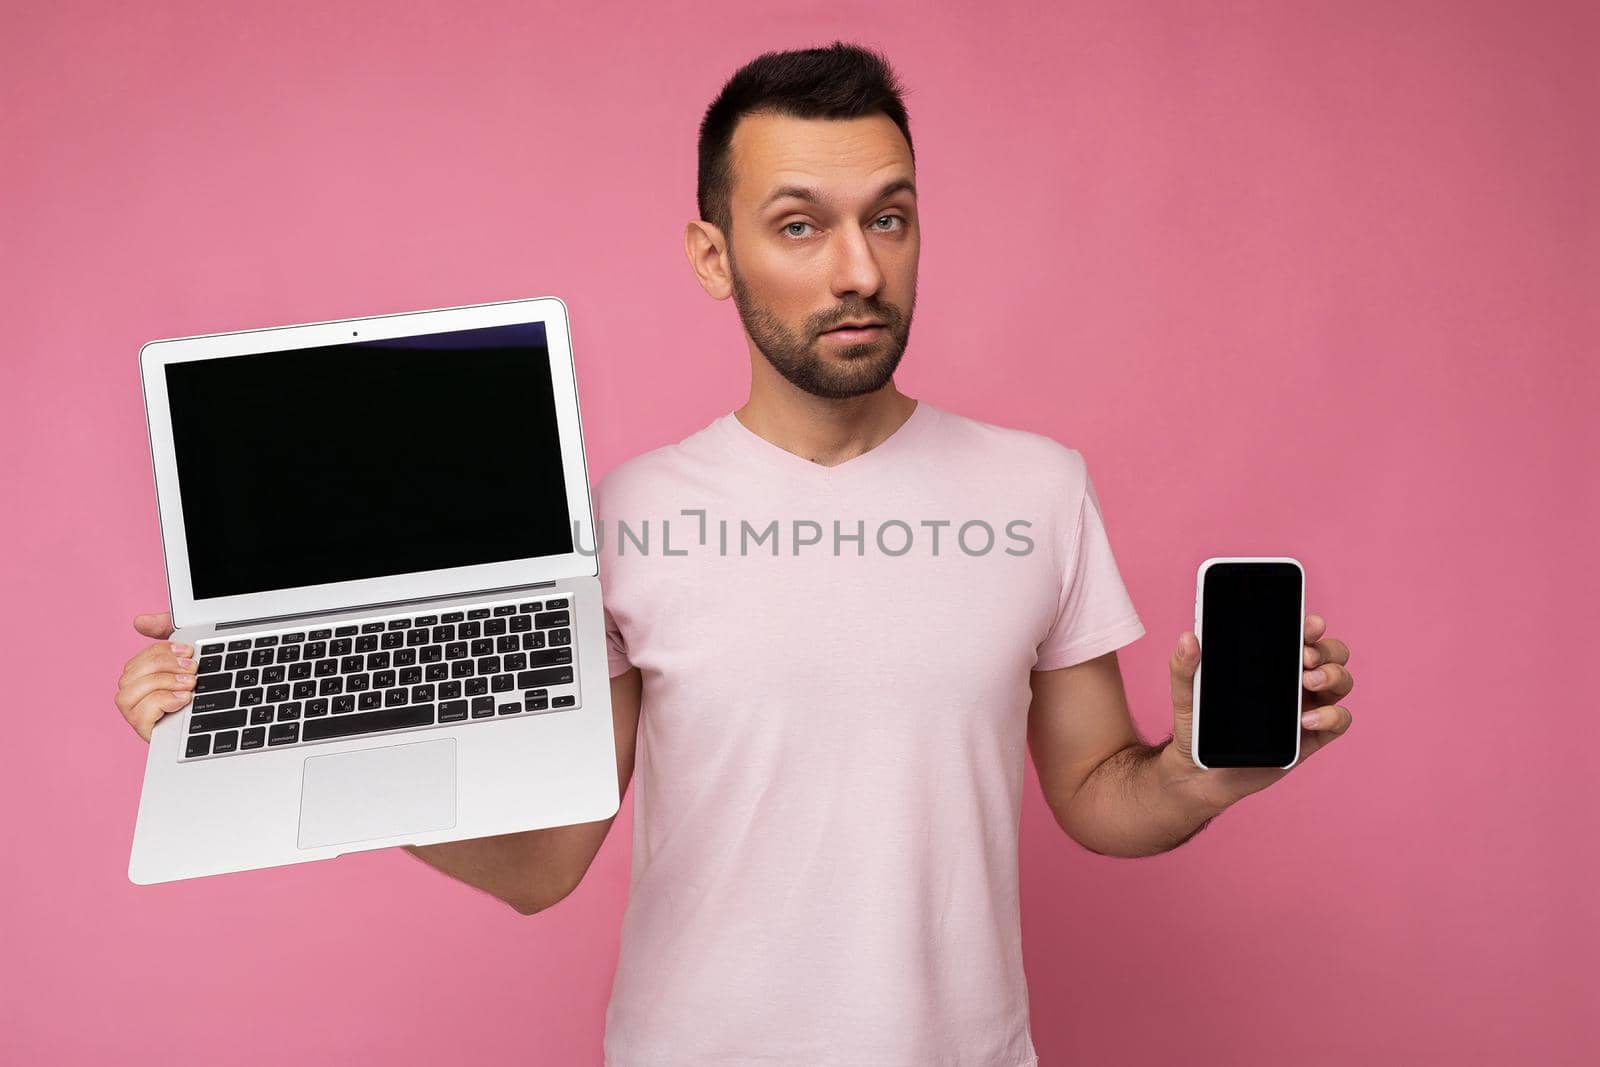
<box><xmin>594</xmin><ymin>399</ymin><xmax>1146</xmax><ymax>1066</ymax></box>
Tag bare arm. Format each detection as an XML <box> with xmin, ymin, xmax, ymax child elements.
<box><xmin>1027</xmin><ymin>651</ymin><xmax>1223</xmax><ymax>858</ymax></box>
<box><xmin>403</xmin><ymin>665</ymin><xmax>643</xmax><ymax>913</ymax></box>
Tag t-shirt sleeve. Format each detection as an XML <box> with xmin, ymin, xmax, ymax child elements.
<box><xmin>594</xmin><ymin>472</ymin><xmax>635</xmax><ymax>678</ymax></box>
<box><xmin>1033</xmin><ymin>462</ymin><xmax>1146</xmax><ymax>671</ymax></box>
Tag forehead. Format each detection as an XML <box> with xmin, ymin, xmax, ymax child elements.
<box><xmin>729</xmin><ymin>112</ymin><xmax>914</xmax><ymax>210</ymax></box>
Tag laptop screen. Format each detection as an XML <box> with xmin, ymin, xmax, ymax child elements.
<box><xmin>165</xmin><ymin>321</ymin><xmax>575</xmax><ymax>600</ymax></box>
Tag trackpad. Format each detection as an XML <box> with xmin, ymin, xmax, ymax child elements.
<box><xmin>298</xmin><ymin>739</ymin><xmax>457</xmax><ymax>850</ymax></box>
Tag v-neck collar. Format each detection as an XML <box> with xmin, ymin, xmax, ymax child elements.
<box><xmin>717</xmin><ymin>399</ymin><xmax>936</xmax><ymax>483</ymax></box>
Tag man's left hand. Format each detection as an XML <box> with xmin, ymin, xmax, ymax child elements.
<box><xmin>1162</xmin><ymin>612</ymin><xmax>1355</xmax><ymax>810</ymax></box>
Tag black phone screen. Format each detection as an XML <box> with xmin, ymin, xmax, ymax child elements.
<box><xmin>1196</xmin><ymin>561</ymin><xmax>1304</xmax><ymax>767</ymax></box>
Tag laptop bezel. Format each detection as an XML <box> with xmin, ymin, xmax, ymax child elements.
<box><xmin>140</xmin><ymin>295</ymin><xmax>597</xmax><ymax>629</ymax></box>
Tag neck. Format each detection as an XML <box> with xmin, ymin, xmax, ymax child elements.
<box><xmin>734</xmin><ymin>380</ymin><xmax>918</xmax><ymax>468</ymax></box>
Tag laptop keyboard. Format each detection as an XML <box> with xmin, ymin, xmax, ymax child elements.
<box><xmin>180</xmin><ymin>595</ymin><xmax>579</xmax><ymax>761</ymax></box>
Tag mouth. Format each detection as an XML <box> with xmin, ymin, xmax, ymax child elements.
<box><xmin>823</xmin><ymin>322</ymin><xmax>886</xmax><ymax>340</ymax></box>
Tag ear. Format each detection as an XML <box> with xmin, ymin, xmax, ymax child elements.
<box><xmin>684</xmin><ymin>219</ymin><xmax>733</xmax><ymax>300</ymax></box>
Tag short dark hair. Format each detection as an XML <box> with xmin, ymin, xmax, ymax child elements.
<box><xmin>696</xmin><ymin>41</ymin><xmax>915</xmax><ymax>242</ymax></box>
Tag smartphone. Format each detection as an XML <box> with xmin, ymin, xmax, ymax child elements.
<box><xmin>1192</xmin><ymin>557</ymin><xmax>1305</xmax><ymax>769</ymax></box>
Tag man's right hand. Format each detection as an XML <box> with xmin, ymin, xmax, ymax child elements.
<box><xmin>116</xmin><ymin>612</ymin><xmax>197</xmax><ymax>742</ymax></box>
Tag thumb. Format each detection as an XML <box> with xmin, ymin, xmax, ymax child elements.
<box><xmin>1171</xmin><ymin>633</ymin><xmax>1196</xmax><ymax>716</ymax></box>
<box><xmin>132</xmin><ymin>612</ymin><xmax>174</xmax><ymax>640</ymax></box>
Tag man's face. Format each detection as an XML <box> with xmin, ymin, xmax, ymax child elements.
<box><xmin>723</xmin><ymin>112</ymin><xmax>919</xmax><ymax>400</ymax></box>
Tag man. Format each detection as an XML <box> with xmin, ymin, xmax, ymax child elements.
<box><xmin>115</xmin><ymin>41</ymin><xmax>1356</xmax><ymax>1066</ymax></box>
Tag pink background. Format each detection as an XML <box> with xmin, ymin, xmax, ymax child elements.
<box><xmin>4</xmin><ymin>1</ymin><xmax>1595</xmax><ymax>1063</ymax></box>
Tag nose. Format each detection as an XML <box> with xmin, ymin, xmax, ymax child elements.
<box><xmin>828</xmin><ymin>220</ymin><xmax>885</xmax><ymax>303</ymax></box>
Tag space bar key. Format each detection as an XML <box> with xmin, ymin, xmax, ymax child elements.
<box><xmin>301</xmin><ymin>704</ymin><xmax>435</xmax><ymax>742</ymax></box>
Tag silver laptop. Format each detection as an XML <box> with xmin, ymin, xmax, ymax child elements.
<box><xmin>129</xmin><ymin>296</ymin><xmax>618</xmax><ymax>885</ymax></box>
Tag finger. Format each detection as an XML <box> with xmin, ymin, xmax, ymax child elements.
<box><xmin>1303</xmin><ymin>614</ymin><xmax>1327</xmax><ymax>645</ymax></box>
<box><xmin>1304</xmin><ymin>662</ymin><xmax>1353</xmax><ymax>699</ymax></box>
<box><xmin>133</xmin><ymin>612</ymin><xmax>175</xmax><ymax>640</ymax></box>
<box><xmin>116</xmin><ymin>672</ymin><xmax>196</xmax><ymax>719</ymax></box>
<box><xmin>126</xmin><ymin>688</ymin><xmax>193</xmax><ymax>741</ymax></box>
<box><xmin>1300</xmin><ymin>704</ymin><xmax>1352</xmax><ymax>736</ymax></box>
<box><xmin>120</xmin><ymin>645</ymin><xmax>196</xmax><ymax>688</ymax></box>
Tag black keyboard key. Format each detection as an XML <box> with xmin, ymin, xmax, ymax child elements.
<box><xmin>254</xmin><ymin>635</ymin><xmax>279</xmax><ymax>647</ymax></box>
<box><xmin>358</xmin><ymin>692</ymin><xmax>382</xmax><ymax>710</ymax></box>
<box><xmin>236</xmin><ymin>668</ymin><xmax>260</xmax><ymax>688</ymax></box>
<box><xmin>425</xmin><ymin>663</ymin><xmax>449</xmax><ymax>682</ymax></box>
<box><xmin>372</xmin><ymin>670</ymin><xmax>396</xmax><ymax>688</ymax></box>
<box><xmin>445</xmin><ymin>642</ymin><xmax>468</xmax><ymax>660</ymax></box>
<box><xmin>485</xmin><ymin>618</ymin><xmax>507</xmax><ymax>636</ymax></box>
<box><xmin>503</xmin><ymin>652</ymin><xmax>526</xmax><ymax>671</ymax></box>
<box><xmin>189</xmin><ymin>709</ymin><xmax>247</xmax><ymax>733</ymax></box>
<box><xmin>527</xmin><ymin>648</ymin><xmax>572</xmax><ymax>667</ymax></box>
<box><xmin>521</xmin><ymin>632</ymin><xmax>546</xmax><ymax>651</ymax></box>
<box><xmin>289</xmin><ymin>662</ymin><xmax>313</xmax><ymax>681</ymax></box>
<box><xmin>471</xmin><ymin>639</ymin><xmax>493</xmax><ymax>657</ymax></box>
<box><xmin>527</xmin><ymin>695</ymin><xmax>549</xmax><ymax>711</ymax></box>
<box><xmin>262</xmin><ymin>665</ymin><xmax>286</xmax><ymax>684</ymax></box>
<box><xmin>381</xmin><ymin>631</ymin><xmax>403</xmax><ymax>650</ymax></box>
<box><xmin>193</xmin><ymin>690</ymin><xmax>238</xmax><ymax>714</ymax></box>
<box><xmin>315</xmin><ymin>658</ymin><xmax>339</xmax><ymax>677</ymax></box>
<box><xmin>498</xmin><ymin>702</ymin><xmax>522</xmax><ymax>716</ymax></box>
<box><xmin>330</xmin><ymin>638</ymin><xmax>353</xmax><ymax>655</ymax></box>
<box><xmin>551</xmin><ymin>695</ymin><xmax>576</xmax><ymax>708</ymax></box>
<box><xmin>186</xmin><ymin>734</ymin><xmax>212</xmax><ymax>757</ymax></box>
<box><xmin>493</xmin><ymin>604</ymin><xmax>516</xmax><ymax>617</ymax></box>
<box><xmin>226</xmin><ymin>639</ymin><xmax>251</xmax><ymax>652</ymax></box>
<box><xmin>212</xmin><ymin>731</ymin><xmax>239</xmax><ymax>754</ymax></box>
<box><xmin>438</xmin><ymin>699</ymin><xmax>469</xmax><ymax>723</ymax></box>
<box><xmin>250</xmin><ymin>649</ymin><xmax>274</xmax><ymax>666</ymax></box>
<box><xmin>534</xmin><ymin>610</ymin><xmax>570</xmax><ymax>629</ymax></box>
<box><xmin>266</xmin><ymin>684</ymin><xmax>290</xmax><ymax>703</ymax></box>
<box><xmin>363</xmin><ymin>651</ymin><xmax>389</xmax><ymax>670</ymax></box>
<box><xmin>333</xmin><ymin>695</ymin><xmax>355</xmax><ymax>714</ymax></box>
<box><xmin>491</xmin><ymin>674</ymin><xmax>514</xmax><ymax>693</ymax></box>
<box><xmin>250</xmin><ymin>706</ymin><xmax>275</xmax><ymax>726</ymax></box>
<box><xmin>277</xmin><ymin>702</ymin><xmax>302</xmax><ymax>721</ymax></box>
<box><xmin>306</xmin><ymin>698</ymin><xmax>330</xmax><ymax>717</ymax></box>
<box><xmin>343</xmin><ymin>655</ymin><xmax>365</xmax><ymax>673</ymax></box>
<box><xmin>384</xmin><ymin>688</ymin><xmax>408</xmax><ymax>707</ymax></box>
<box><xmin>224</xmin><ymin>652</ymin><xmax>248</xmax><ymax>671</ymax></box>
<box><xmin>546</xmin><ymin>598</ymin><xmax>568</xmax><ymax>609</ymax></box>
<box><xmin>292</xmin><ymin>681</ymin><xmax>317</xmax><ymax>700</ymax></box>
<box><xmin>319</xmin><ymin>677</ymin><xmax>344</xmax><ymax>696</ymax></box>
<box><xmin>439</xmin><ymin>680</ymin><xmax>461</xmax><ymax>699</ymax></box>
<box><xmin>518</xmin><ymin>602</ymin><xmax>540</xmax><ymax>613</ymax></box>
<box><xmin>309</xmin><ymin>629</ymin><xmax>332</xmax><ymax>641</ymax></box>
<box><xmin>361</xmin><ymin>622</ymin><xmax>385</xmax><ymax>634</ymax></box>
<box><xmin>411</xmin><ymin>684</ymin><xmax>435</xmax><ymax>703</ymax></box>
<box><xmin>518</xmin><ymin>667</ymin><xmax>574</xmax><ymax>688</ymax></box>
<box><xmin>346</xmin><ymin>673</ymin><xmax>370</xmax><ymax>692</ymax></box>
<box><xmin>395</xmin><ymin>647</ymin><xmax>417</xmax><ymax>667</ymax></box>
<box><xmin>548</xmin><ymin>628</ymin><xmax>571</xmax><ymax>647</ymax></box>
<box><xmin>406</xmin><ymin>629</ymin><xmax>428</xmax><ymax>647</ymax></box>
<box><xmin>442</xmin><ymin>611</ymin><xmax>464</xmax><ymax>623</ymax></box>
<box><xmin>451</xmin><ymin>660</ymin><xmax>475</xmax><ymax>679</ymax></box>
<box><xmin>420</xmin><ymin>645</ymin><xmax>443</xmax><ymax>664</ymax></box>
<box><xmin>459</xmin><ymin>621</ymin><xmax>482</xmax><ymax>639</ymax></box>
<box><xmin>509</xmin><ymin>615</ymin><xmax>531</xmax><ymax>634</ymax></box>
<box><xmin>399</xmin><ymin>667</ymin><xmax>422</xmax><ymax>685</ymax></box>
<box><xmin>240</xmin><ymin>726</ymin><xmax>265</xmax><ymax>750</ymax></box>
<box><xmin>199</xmin><ymin>642</ymin><xmax>224</xmax><ymax>657</ymax></box>
<box><xmin>468</xmin><ymin>608</ymin><xmax>490</xmax><ymax>620</ymax></box>
<box><xmin>198</xmin><ymin>655</ymin><xmax>223</xmax><ymax>674</ymax></box>
<box><xmin>431</xmin><ymin>625</ymin><xmax>455</xmax><ymax>643</ymax></box>
<box><xmin>335</xmin><ymin>625</ymin><xmax>358</xmax><ymax>637</ymax></box>
<box><xmin>470</xmin><ymin>696</ymin><xmax>496</xmax><ymax>718</ymax></box>
<box><xmin>414</xmin><ymin>615</ymin><xmax>437</xmax><ymax>628</ymax></box>
<box><xmin>276</xmin><ymin>645</ymin><xmax>300</xmax><ymax>663</ymax></box>
<box><xmin>387</xmin><ymin>619</ymin><xmax>408</xmax><ymax>631</ymax></box>
<box><xmin>239</xmin><ymin>688</ymin><xmax>264</xmax><ymax>706</ymax></box>
<box><xmin>466</xmin><ymin>677</ymin><xmax>488</xmax><ymax>696</ymax></box>
<box><xmin>302</xmin><ymin>704</ymin><xmax>434</xmax><ymax>742</ymax></box>
<box><xmin>281</xmin><ymin>632</ymin><xmax>306</xmax><ymax>644</ymax></box>
<box><xmin>268</xmin><ymin>722</ymin><xmax>300</xmax><ymax>746</ymax></box>
<box><xmin>476</xmin><ymin>656</ymin><xmax>501</xmax><ymax>676</ymax></box>
<box><xmin>355</xmin><ymin>635</ymin><xmax>378</xmax><ymax>653</ymax></box>
<box><xmin>304</xmin><ymin>641</ymin><xmax>327</xmax><ymax>658</ymax></box>
<box><xmin>496</xmin><ymin>635</ymin><xmax>519</xmax><ymax>654</ymax></box>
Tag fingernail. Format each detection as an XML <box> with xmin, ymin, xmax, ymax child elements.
<box><xmin>1306</xmin><ymin>669</ymin><xmax>1325</xmax><ymax>686</ymax></box>
<box><xmin>1302</xmin><ymin>710</ymin><xmax>1320</xmax><ymax>727</ymax></box>
<box><xmin>177</xmin><ymin>658</ymin><xmax>194</xmax><ymax>670</ymax></box>
<box><xmin>177</xmin><ymin>690</ymin><xmax>193</xmax><ymax>702</ymax></box>
<box><xmin>176</xmin><ymin>673</ymin><xmax>194</xmax><ymax>685</ymax></box>
<box><xmin>171</xmin><ymin>643</ymin><xmax>191</xmax><ymax>656</ymax></box>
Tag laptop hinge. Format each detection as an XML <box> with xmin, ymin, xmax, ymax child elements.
<box><xmin>215</xmin><ymin>580</ymin><xmax>561</xmax><ymax>632</ymax></box>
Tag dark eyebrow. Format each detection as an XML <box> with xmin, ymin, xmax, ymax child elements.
<box><xmin>760</xmin><ymin>178</ymin><xmax>917</xmax><ymax>213</ymax></box>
